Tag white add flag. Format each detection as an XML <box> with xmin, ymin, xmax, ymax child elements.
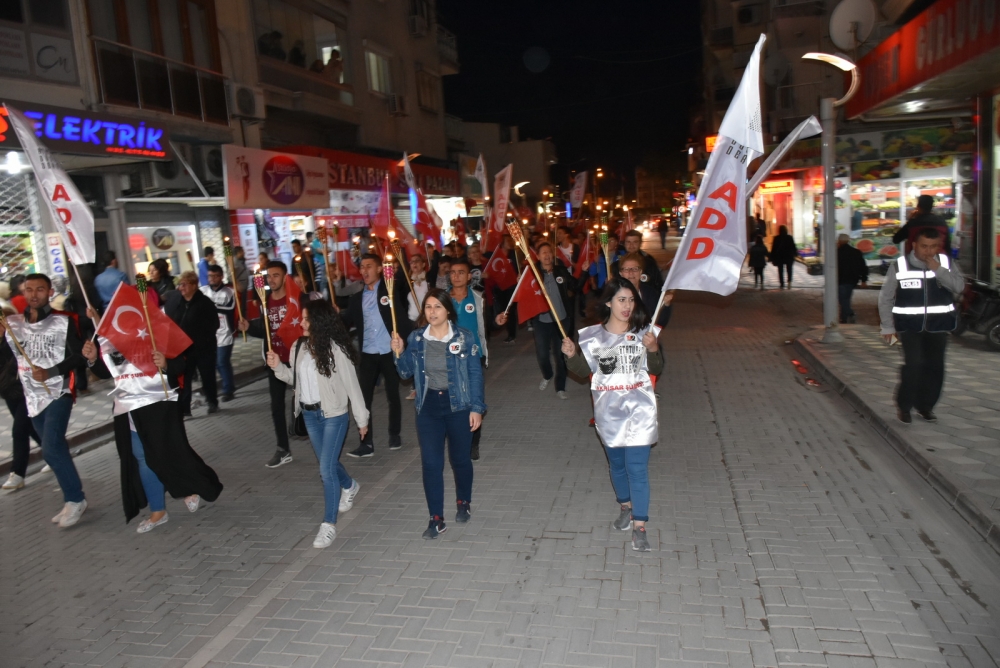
<box><xmin>474</xmin><ymin>153</ymin><xmax>489</xmax><ymax>201</ymax></box>
<box><xmin>490</xmin><ymin>164</ymin><xmax>513</xmax><ymax>236</ymax></box>
<box><xmin>569</xmin><ymin>171</ymin><xmax>588</xmax><ymax>210</ymax></box>
<box><xmin>662</xmin><ymin>34</ymin><xmax>765</xmax><ymax>297</ymax></box>
<box><xmin>5</xmin><ymin>104</ymin><xmax>95</xmax><ymax>265</ymax></box>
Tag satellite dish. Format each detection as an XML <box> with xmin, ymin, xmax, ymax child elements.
<box><xmin>764</xmin><ymin>52</ymin><xmax>791</xmax><ymax>86</ymax></box>
<box><xmin>830</xmin><ymin>0</ymin><xmax>877</xmax><ymax>51</ymax></box>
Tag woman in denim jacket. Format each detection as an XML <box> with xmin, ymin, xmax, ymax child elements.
<box><xmin>391</xmin><ymin>288</ymin><xmax>486</xmax><ymax>539</ymax></box>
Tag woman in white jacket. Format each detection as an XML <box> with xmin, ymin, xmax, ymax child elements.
<box><xmin>268</xmin><ymin>299</ymin><xmax>368</xmax><ymax>548</ymax></box>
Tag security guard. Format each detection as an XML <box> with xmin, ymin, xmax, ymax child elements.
<box><xmin>878</xmin><ymin>227</ymin><xmax>964</xmax><ymax>424</ymax></box>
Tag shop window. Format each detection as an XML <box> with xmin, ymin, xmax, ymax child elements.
<box><xmin>253</xmin><ymin>0</ymin><xmax>346</xmax><ymax>80</ymax></box>
<box><xmin>416</xmin><ymin>68</ymin><xmax>440</xmax><ymax>112</ymax></box>
<box><xmin>366</xmin><ymin>50</ymin><xmax>394</xmax><ymax>95</ymax></box>
<box><xmin>850</xmin><ymin>181</ymin><xmax>901</xmax><ymax>265</ymax></box>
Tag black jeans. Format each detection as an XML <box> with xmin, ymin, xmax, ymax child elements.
<box><xmin>359</xmin><ymin>352</ymin><xmax>401</xmax><ymax>446</ymax></box>
<box><xmin>752</xmin><ymin>266</ymin><xmax>765</xmax><ymax>285</ymax></box>
<box><xmin>777</xmin><ymin>262</ymin><xmax>794</xmax><ymax>287</ymax></box>
<box><xmin>533</xmin><ymin>318</ymin><xmax>569</xmax><ymax>391</ymax></box>
<box><xmin>267</xmin><ymin>368</ymin><xmax>290</xmax><ymax>453</ymax></box>
<box><xmin>179</xmin><ymin>343</ymin><xmax>218</xmax><ymax>413</ymax></box>
<box><xmin>897</xmin><ymin>331</ymin><xmax>948</xmax><ymax>413</ymax></box>
<box><xmin>838</xmin><ymin>283</ymin><xmax>856</xmax><ymax>321</ymax></box>
<box><xmin>5</xmin><ymin>395</ymin><xmax>39</xmax><ymax>477</ymax></box>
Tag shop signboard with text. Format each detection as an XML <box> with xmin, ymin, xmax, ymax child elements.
<box><xmin>222</xmin><ymin>145</ymin><xmax>329</xmax><ymax>211</ymax></box>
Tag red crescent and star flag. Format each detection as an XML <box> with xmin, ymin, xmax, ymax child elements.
<box><xmin>97</xmin><ymin>284</ymin><xmax>191</xmax><ymax>376</ymax></box>
<box><xmin>510</xmin><ymin>268</ymin><xmax>548</xmax><ymax>324</ymax></box>
<box><xmin>275</xmin><ymin>275</ymin><xmax>304</xmax><ymax>349</ymax></box>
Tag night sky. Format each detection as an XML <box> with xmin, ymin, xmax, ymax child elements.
<box><xmin>438</xmin><ymin>1</ymin><xmax>703</xmax><ymax>186</ymax></box>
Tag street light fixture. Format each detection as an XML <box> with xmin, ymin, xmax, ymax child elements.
<box><xmin>802</xmin><ymin>51</ymin><xmax>859</xmax><ymax>344</ymax></box>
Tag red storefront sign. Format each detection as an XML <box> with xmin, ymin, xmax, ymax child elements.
<box><xmin>278</xmin><ymin>145</ymin><xmax>460</xmax><ymax>196</ymax></box>
<box><xmin>846</xmin><ymin>0</ymin><xmax>999</xmax><ymax>118</ymax></box>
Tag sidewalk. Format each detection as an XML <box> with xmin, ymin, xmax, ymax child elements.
<box><xmin>794</xmin><ymin>325</ymin><xmax>1000</xmax><ymax>552</ymax></box>
<box><xmin>0</xmin><ymin>337</ymin><xmax>269</xmax><ymax>473</ymax></box>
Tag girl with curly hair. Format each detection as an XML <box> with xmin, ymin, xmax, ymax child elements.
<box><xmin>268</xmin><ymin>299</ymin><xmax>368</xmax><ymax>548</ymax></box>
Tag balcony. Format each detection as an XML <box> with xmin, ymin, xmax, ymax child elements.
<box><xmin>92</xmin><ymin>37</ymin><xmax>228</xmax><ymax>125</ymax></box>
<box><xmin>437</xmin><ymin>25</ymin><xmax>459</xmax><ymax>75</ymax></box>
<box><xmin>257</xmin><ymin>56</ymin><xmax>354</xmax><ymax>107</ymax></box>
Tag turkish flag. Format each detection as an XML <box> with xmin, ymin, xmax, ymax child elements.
<box><xmin>97</xmin><ymin>283</ymin><xmax>192</xmax><ymax>376</ymax></box>
<box><xmin>412</xmin><ymin>188</ymin><xmax>438</xmax><ymax>244</ymax></box>
<box><xmin>371</xmin><ymin>176</ymin><xmax>397</xmax><ymax>240</ymax></box>
<box><xmin>511</xmin><ymin>270</ymin><xmax>548</xmax><ymax>323</ymax></box>
<box><xmin>485</xmin><ymin>245</ymin><xmax>516</xmax><ymax>290</ymax></box>
<box><xmin>276</xmin><ymin>275</ymin><xmax>304</xmax><ymax>349</ymax></box>
<box><xmin>334</xmin><ymin>226</ymin><xmax>363</xmax><ymax>281</ymax></box>
<box><xmin>574</xmin><ymin>233</ymin><xmax>591</xmax><ymax>279</ymax></box>
<box><xmin>452</xmin><ymin>218</ymin><xmax>467</xmax><ymax>248</ymax></box>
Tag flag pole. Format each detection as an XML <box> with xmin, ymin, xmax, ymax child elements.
<box><xmin>506</xmin><ymin>223</ymin><xmax>568</xmax><ymax>339</ymax></box>
<box><xmin>0</xmin><ymin>310</ymin><xmax>51</xmax><ymax>396</ymax></box>
<box><xmin>135</xmin><ymin>274</ymin><xmax>170</xmax><ymax>398</ymax></box>
<box><xmin>223</xmin><ymin>238</ymin><xmax>247</xmax><ymax>342</ymax></box>
<box><xmin>390</xmin><ymin>238</ymin><xmax>418</xmax><ymax>311</ymax></box>
<box><xmin>383</xmin><ymin>259</ymin><xmax>399</xmax><ymax>358</ymax></box>
<box><xmin>503</xmin><ymin>266</ymin><xmax>530</xmax><ymax>317</ymax></box>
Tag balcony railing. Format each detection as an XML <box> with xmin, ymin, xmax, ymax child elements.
<box><xmin>257</xmin><ymin>56</ymin><xmax>354</xmax><ymax>106</ymax></box>
<box><xmin>92</xmin><ymin>37</ymin><xmax>228</xmax><ymax>125</ymax></box>
<box><xmin>437</xmin><ymin>25</ymin><xmax>459</xmax><ymax>73</ymax></box>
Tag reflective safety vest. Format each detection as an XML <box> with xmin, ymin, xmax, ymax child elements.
<box><xmin>891</xmin><ymin>254</ymin><xmax>957</xmax><ymax>333</ymax></box>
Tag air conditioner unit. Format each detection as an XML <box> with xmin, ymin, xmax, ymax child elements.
<box><xmin>408</xmin><ymin>15</ymin><xmax>428</xmax><ymax>36</ymax></box>
<box><xmin>194</xmin><ymin>145</ymin><xmax>225</xmax><ymax>183</ymax></box>
<box><xmin>143</xmin><ymin>143</ymin><xmax>198</xmax><ymax>192</ymax></box>
<box><xmin>387</xmin><ymin>94</ymin><xmax>407</xmax><ymax>116</ymax></box>
<box><xmin>956</xmin><ymin>156</ymin><xmax>973</xmax><ymax>182</ymax></box>
<box><xmin>226</xmin><ymin>82</ymin><xmax>266</xmax><ymax>120</ymax></box>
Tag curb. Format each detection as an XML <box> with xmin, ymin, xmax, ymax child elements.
<box><xmin>793</xmin><ymin>333</ymin><xmax>1000</xmax><ymax>555</ymax></box>
<box><xmin>0</xmin><ymin>366</ymin><xmax>270</xmax><ymax>478</ymax></box>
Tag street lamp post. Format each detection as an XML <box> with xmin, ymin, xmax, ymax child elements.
<box><xmin>802</xmin><ymin>52</ymin><xmax>859</xmax><ymax>344</ymax></box>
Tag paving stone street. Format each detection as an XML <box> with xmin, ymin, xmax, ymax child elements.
<box><xmin>1</xmin><ymin>241</ymin><xmax>999</xmax><ymax>667</ymax></box>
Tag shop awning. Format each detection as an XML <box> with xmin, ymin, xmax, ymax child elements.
<box><xmin>845</xmin><ymin>0</ymin><xmax>1000</xmax><ymax>119</ymax></box>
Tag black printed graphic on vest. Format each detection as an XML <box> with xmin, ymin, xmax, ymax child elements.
<box><xmin>596</xmin><ymin>343</ymin><xmax>644</xmax><ymax>375</ymax></box>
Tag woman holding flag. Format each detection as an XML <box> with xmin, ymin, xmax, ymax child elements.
<box><xmin>82</xmin><ymin>284</ymin><xmax>222</xmax><ymax>533</ymax></box>
<box><xmin>560</xmin><ymin>277</ymin><xmax>663</xmax><ymax>552</ymax></box>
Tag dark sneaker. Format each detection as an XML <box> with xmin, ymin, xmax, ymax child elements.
<box><xmin>503</xmin><ymin>336</ymin><xmax>515</xmax><ymax>343</ymax></box>
<box><xmin>917</xmin><ymin>410</ymin><xmax>937</xmax><ymax>422</ymax></box>
<box><xmin>422</xmin><ymin>516</ymin><xmax>447</xmax><ymax>539</ymax></box>
<box><xmin>897</xmin><ymin>410</ymin><xmax>912</xmax><ymax>425</ymax></box>
<box><xmin>266</xmin><ymin>449</ymin><xmax>292</xmax><ymax>468</ymax></box>
<box><xmin>470</xmin><ymin>443</ymin><xmax>480</xmax><ymax>461</ymax></box>
<box><xmin>220</xmin><ymin>394</ymin><xmax>234</xmax><ymax>403</ymax></box>
<box><xmin>207</xmin><ymin>405</ymin><xmax>219</xmax><ymax>414</ymax></box>
<box><xmin>388</xmin><ymin>434</ymin><xmax>402</xmax><ymax>450</ymax></box>
<box><xmin>347</xmin><ymin>443</ymin><xmax>374</xmax><ymax>458</ymax></box>
<box><xmin>612</xmin><ymin>504</ymin><xmax>632</xmax><ymax>531</ymax></box>
<box><xmin>456</xmin><ymin>501</ymin><xmax>471</xmax><ymax>524</ymax></box>
<box><xmin>631</xmin><ymin>526</ymin><xmax>650</xmax><ymax>552</ymax></box>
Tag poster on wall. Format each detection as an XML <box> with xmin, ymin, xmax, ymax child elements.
<box><xmin>238</xmin><ymin>223</ymin><xmax>260</xmax><ymax>267</ymax></box>
<box><xmin>222</xmin><ymin>145</ymin><xmax>329</xmax><ymax>211</ymax></box>
<box><xmin>315</xmin><ymin>189</ymin><xmax>382</xmax><ymax>227</ymax></box>
<box><xmin>45</xmin><ymin>233</ymin><xmax>67</xmax><ymax>280</ymax></box>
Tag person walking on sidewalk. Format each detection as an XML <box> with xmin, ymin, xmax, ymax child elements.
<box><xmin>449</xmin><ymin>258</ymin><xmax>488</xmax><ymax>461</ymax></box>
<box><xmin>165</xmin><ymin>271</ymin><xmax>220</xmax><ymax>416</ymax></box>
<box><xmin>200</xmin><ymin>265</ymin><xmax>237</xmax><ymax>401</ymax></box>
<box><xmin>837</xmin><ymin>234</ymin><xmax>869</xmax><ymax>323</ymax></box>
<box><xmin>561</xmin><ymin>277</ymin><xmax>663</xmax><ymax>552</ymax></box>
<box><xmin>81</xmin><ymin>326</ymin><xmax>222</xmax><ymax>533</ymax></box>
<box><xmin>390</xmin><ymin>288</ymin><xmax>485</xmax><ymax>540</ymax></box>
<box><xmin>238</xmin><ymin>261</ymin><xmax>295</xmax><ymax>468</ymax></box>
<box><xmin>893</xmin><ymin>194</ymin><xmax>952</xmax><ymax>256</ymax></box>
<box><xmin>657</xmin><ymin>217</ymin><xmax>669</xmax><ymax>250</ymax></box>
<box><xmin>770</xmin><ymin>225</ymin><xmax>798</xmax><ymax>289</ymax></box>
<box><xmin>0</xmin><ymin>274</ymin><xmax>88</xmax><ymax>527</ymax></box>
<box><xmin>748</xmin><ymin>236</ymin><xmax>769</xmax><ymax>289</ymax></box>
<box><xmin>267</xmin><ymin>299</ymin><xmax>367</xmax><ymax>548</ymax></box>
<box><xmin>0</xmin><ymin>336</ymin><xmax>40</xmax><ymax>492</ymax></box>
<box><xmin>343</xmin><ymin>254</ymin><xmax>412</xmax><ymax>458</ymax></box>
<box><xmin>878</xmin><ymin>228</ymin><xmax>964</xmax><ymax>424</ymax></box>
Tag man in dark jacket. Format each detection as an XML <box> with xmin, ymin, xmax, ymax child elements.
<box><xmin>612</xmin><ymin>230</ymin><xmax>661</xmax><ymax>290</ymax></box>
<box><xmin>165</xmin><ymin>271</ymin><xmax>220</xmax><ymax>416</ymax></box>
<box><xmin>893</xmin><ymin>194</ymin><xmax>951</xmax><ymax>255</ymax></box>
<box><xmin>836</xmin><ymin>234</ymin><xmax>869</xmax><ymax>323</ymax></box>
<box><xmin>343</xmin><ymin>253</ymin><xmax>413</xmax><ymax>457</ymax></box>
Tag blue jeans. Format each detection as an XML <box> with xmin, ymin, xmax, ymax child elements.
<box><xmin>216</xmin><ymin>344</ymin><xmax>234</xmax><ymax>396</ymax></box>
<box><xmin>837</xmin><ymin>283</ymin><xmax>855</xmax><ymax>322</ymax></box>
<box><xmin>605</xmin><ymin>445</ymin><xmax>651</xmax><ymax>522</ymax></box>
<box><xmin>30</xmin><ymin>394</ymin><xmax>84</xmax><ymax>503</ymax></box>
<box><xmin>533</xmin><ymin>319</ymin><xmax>568</xmax><ymax>391</ymax></box>
<box><xmin>415</xmin><ymin>390</ymin><xmax>473</xmax><ymax>518</ymax></box>
<box><xmin>302</xmin><ymin>409</ymin><xmax>353</xmax><ymax>524</ymax></box>
<box><xmin>130</xmin><ymin>429</ymin><xmax>166</xmax><ymax>512</ymax></box>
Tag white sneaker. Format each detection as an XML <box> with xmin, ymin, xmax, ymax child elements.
<box><xmin>339</xmin><ymin>480</ymin><xmax>361</xmax><ymax>513</ymax></box>
<box><xmin>185</xmin><ymin>495</ymin><xmax>201</xmax><ymax>513</ymax></box>
<box><xmin>40</xmin><ymin>464</ymin><xmax>52</xmax><ymax>474</ymax></box>
<box><xmin>58</xmin><ymin>499</ymin><xmax>88</xmax><ymax>528</ymax></box>
<box><xmin>557</xmin><ymin>391</ymin><xmax>568</xmax><ymax>400</ymax></box>
<box><xmin>2</xmin><ymin>473</ymin><xmax>24</xmax><ymax>491</ymax></box>
<box><xmin>313</xmin><ymin>522</ymin><xmax>336</xmax><ymax>548</ymax></box>
<box><xmin>51</xmin><ymin>506</ymin><xmax>67</xmax><ymax>523</ymax></box>
<box><xmin>137</xmin><ymin>513</ymin><xmax>169</xmax><ymax>533</ymax></box>
<box><xmin>539</xmin><ymin>378</ymin><xmax>549</xmax><ymax>391</ymax></box>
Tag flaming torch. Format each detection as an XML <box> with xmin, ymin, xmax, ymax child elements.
<box><xmin>252</xmin><ymin>274</ymin><xmax>272</xmax><ymax>353</ymax></box>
